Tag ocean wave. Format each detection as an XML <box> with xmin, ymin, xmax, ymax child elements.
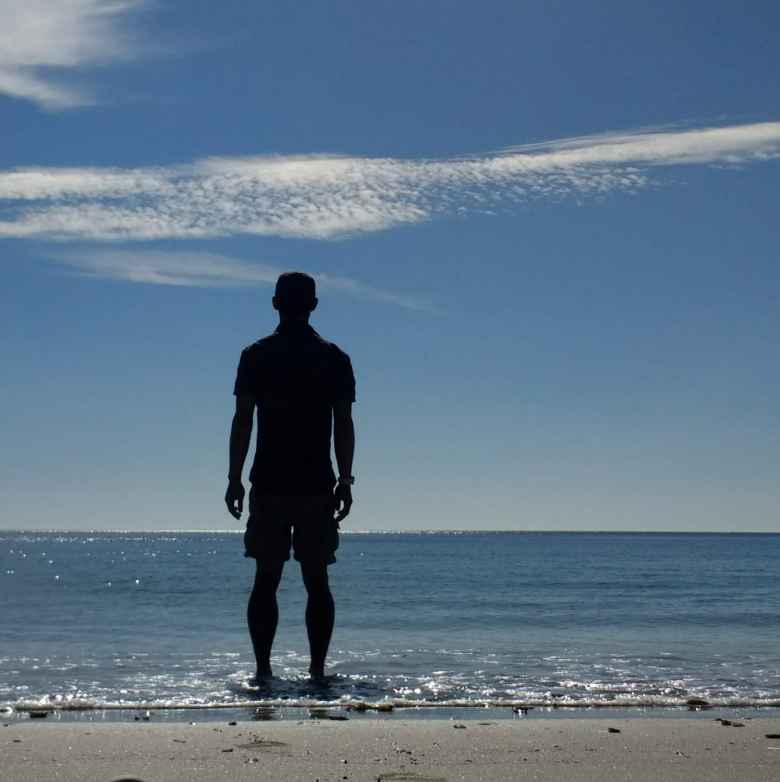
<box><xmin>6</xmin><ymin>694</ymin><xmax>780</xmax><ymax>713</ymax></box>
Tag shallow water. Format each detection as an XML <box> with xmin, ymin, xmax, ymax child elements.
<box><xmin>1</xmin><ymin>531</ymin><xmax>778</xmax><ymax>710</ymax></box>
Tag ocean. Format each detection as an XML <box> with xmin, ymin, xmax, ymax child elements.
<box><xmin>1</xmin><ymin>531</ymin><xmax>778</xmax><ymax>716</ymax></box>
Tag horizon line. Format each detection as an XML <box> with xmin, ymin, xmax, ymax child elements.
<box><xmin>1</xmin><ymin>528</ymin><xmax>777</xmax><ymax>535</ymax></box>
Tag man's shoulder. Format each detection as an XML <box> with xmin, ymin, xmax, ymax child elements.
<box><xmin>240</xmin><ymin>327</ymin><xmax>352</xmax><ymax>363</ymax></box>
<box><xmin>240</xmin><ymin>332</ymin><xmax>280</xmax><ymax>357</ymax></box>
<box><xmin>310</xmin><ymin>330</ymin><xmax>351</xmax><ymax>361</ymax></box>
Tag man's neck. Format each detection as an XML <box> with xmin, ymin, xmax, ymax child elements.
<box><xmin>277</xmin><ymin>316</ymin><xmax>312</xmax><ymax>332</ymax></box>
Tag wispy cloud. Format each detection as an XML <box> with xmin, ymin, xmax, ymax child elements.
<box><xmin>50</xmin><ymin>249</ymin><xmax>434</xmax><ymax>311</ymax></box>
<box><xmin>0</xmin><ymin>0</ymin><xmax>147</xmax><ymax>109</ymax></box>
<box><xmin>1</xmin><ymin>121</ymin><xmax>778</xmax><ymax>239</ymax></box>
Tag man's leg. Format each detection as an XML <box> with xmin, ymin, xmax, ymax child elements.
<box><xmin>300</xmin><ymin>561</ymin><xmax>334</xmax><ymax>679</ymax></box>
<box><xmin>247</xmin><ymin>562</ymin><xmax>284</xmax><ymax>681</ymax></box>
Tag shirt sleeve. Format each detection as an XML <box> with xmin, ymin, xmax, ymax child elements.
<box><xmin>233</xmin><ymin>349</ymin><xmax>254</xmax><ymax>397</ymax></box>
<box><xmin>332</xmin><ymin>349</ymin><xmax>356</xmax><ymax>403</ymax></box>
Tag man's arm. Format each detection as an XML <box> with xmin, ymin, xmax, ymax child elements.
<box><xmin>333</xmin><ymin>400</ymin><xmax>355</xmax><ymax>522</ymax></box>
<box><xmin>225</xmin><ymin>393</ymin><xmax>255</xmax><ymax>519</ymax></box>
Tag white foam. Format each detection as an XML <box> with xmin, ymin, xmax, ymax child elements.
<box><xmin>7</xmin><ymin>695</ymin><xmax>780</xmax><ymax>713</ymax></box>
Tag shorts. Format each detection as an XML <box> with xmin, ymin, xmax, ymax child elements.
<box><xmin>244</xmin><ymin>489</ymin><xmax>339</xmax><ymax>566</ymax></box>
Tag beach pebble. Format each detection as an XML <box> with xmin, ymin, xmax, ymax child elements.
<box><xmin>766</xmin><ymin>733</ymin><xmax>780</xmax><ymax>739</ymax></box>
<box><xmin>228</xmin><ymin>721</ymin><xmax>238</xmax><ymax>726</ymax></box>
<box><xmin>607</xmin><ymin>727</ymin><xmax>621</xmax><ymax>734</ymax></box>
<box><xmin>453</xmin><ymin>723</ymin><xmax>467</xmax><ymax>729</ymax></box>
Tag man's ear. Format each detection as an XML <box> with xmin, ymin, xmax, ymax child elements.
<box><xmin>310</xmin><ymin>297</ymin><xmax>318</xmax><ymax>312</ymax></box>
<box><xmin>272</xmin><ymin>296</ymin><xmax>280</xmax><ymax>312</ymax></box>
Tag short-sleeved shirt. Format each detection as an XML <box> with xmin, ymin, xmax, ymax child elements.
<box><xmin>233</xmin><ymin>322</ymin><xmax>355</xmax><ymax>495</ymax></box>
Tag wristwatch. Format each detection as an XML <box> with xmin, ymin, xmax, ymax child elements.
<box><xmin>337</xmin><ymin>475</ymin><xmax>355</xmax><ymax>486</ymax></box>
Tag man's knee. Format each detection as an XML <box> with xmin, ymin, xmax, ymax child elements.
<box><xmin>300</xmin><ymin>562</ymin><xmax>330</xmax><ymax>595</ymax></box>
<box><xmin>254</xmin><ymin>562</ymin><xmax>284</xmax><ymax>592</ymax></box>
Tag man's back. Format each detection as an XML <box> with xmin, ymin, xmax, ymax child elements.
<box><xmin>234</xmin><ymin>322</ymin><xmax>355</xmax><ymax>495</ymax></box>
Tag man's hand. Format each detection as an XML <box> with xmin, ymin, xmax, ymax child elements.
<box><xmin>225</xmin><ymin>480</ymin><xmax>245</xmax><ymax>519</ymax></box>
<box><xmin>334</xmin><ymin>483</ymin><xmax>352</xmax><ymax>523</ymax></box>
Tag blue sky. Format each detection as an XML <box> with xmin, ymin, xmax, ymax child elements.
<box><xmin>1</xmin><ymin>0</ymin><xmax>778</xmax><ymax>531</ymax></box>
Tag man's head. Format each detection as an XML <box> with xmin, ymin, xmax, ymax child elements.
<box><xmin>272</xmin><ymin>271</ymin><xmax>318</xmax><ymax>320</ymax></box>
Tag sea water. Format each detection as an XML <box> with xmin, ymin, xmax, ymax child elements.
<box><xmin>1</xmin><ymin>531</ymin><xmax>778</xmax><ymax>712</ymax></box>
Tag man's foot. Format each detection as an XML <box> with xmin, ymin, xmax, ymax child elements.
<box><xmin>308</xmin><ymin>666</ymin><xmax>334</xmax><ymax>687</ymax></box>
<box><xmin>249</xmin><ymin>668</ymin><xmax>273</xmax><ymax>688</ymax></box>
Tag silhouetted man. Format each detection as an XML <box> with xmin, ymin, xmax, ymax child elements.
<box><xmin>225</xmin><ymin>272</ymin><xmax>356</xmax><ymax>683</ymax></box>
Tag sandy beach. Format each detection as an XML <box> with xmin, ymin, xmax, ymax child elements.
<box><xmin>3</xmin><ymin>716</ymin><xmax>779</xmax><ymax>781</ymax></box>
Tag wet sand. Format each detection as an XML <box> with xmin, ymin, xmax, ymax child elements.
<box><xmin>3</xmin><ymin>716</ymin><xmax>780</xmax><ymax>781</ymax></box>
